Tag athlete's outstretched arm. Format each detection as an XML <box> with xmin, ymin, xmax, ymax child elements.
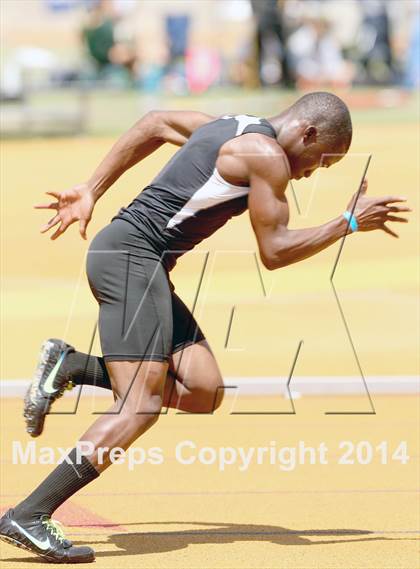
<box><xmin>36</xmin><ymin>110</ymin><xmax>214</xmax><ymax>239</ymax></box>
<box><xmin>248</xmin><ymin>149</ymin><xmax>411</xmax><ymax>270</ymax></box>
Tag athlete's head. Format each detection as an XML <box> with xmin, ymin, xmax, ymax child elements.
<box><xmin>273</xmin><ymin>92</ymin><xmax>353</xmax><ymax>180</ymax></box>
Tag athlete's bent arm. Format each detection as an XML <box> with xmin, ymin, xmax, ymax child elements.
<box><xmin>36</xmin><ymin>110</ymin><xmax>214</xmax><ymax>239</ymax></box>
<box><xmin>87</xmin><ymin>110</ymin><xmax>215</xmax><ymax>200</ymax></box>
<box><xmin>248</xmin><ymin>153</ymin><xmax>410</xmax><ymax>270</ymax></box>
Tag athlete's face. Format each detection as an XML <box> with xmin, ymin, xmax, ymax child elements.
<box><xmin>286</xmin><ymin>126</ymin><xmax>346</xmax><ymax>180</ymax></box>
<box><xmin>291</xmin><ymin>148</ymin><xmax>343</xmax><ymax>180</ymax></box>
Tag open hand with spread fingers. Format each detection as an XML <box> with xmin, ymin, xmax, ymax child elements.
<box><xmin>347</xmin><ymin>179</ymin><xmax>412</xmax><ymax>238</ymax></box>
<box><xmin>35</xmin><ymin>184</ymin><xmax>95</xmax><ymax>240</ymax></box>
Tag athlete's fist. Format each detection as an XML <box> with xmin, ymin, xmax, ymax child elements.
<box><xmin>346</xmin><ymin>179</ymin><xmax>411</xmax><ymax>238</ymax></box>
<box><xmin>35</xmin><ymin>183</ymin><xmax>95</xmax><ymax>240</ymax></box>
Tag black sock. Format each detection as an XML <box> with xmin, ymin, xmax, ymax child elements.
<box><xmin>63</xmin><ymin>352</ymin><xmax>112</xmax><ymax>391</ymax></box>
<box><xmin>13</xmin><ymin>449</ymin><xmax>99</xmax><ymax>520</ymax></box>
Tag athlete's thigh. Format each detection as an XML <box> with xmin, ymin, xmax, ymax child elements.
<box><xmin>169</xmin><ymin>290</ymin><xmax>222</xmax><ymax>390</ymax></box>
<box><xmin>170</xmin><ymin>290</ymin><xmax>205</xmax><ymax>354</ymax></box>
<box><xmin>87</xmin><ymin>219</ymin><xmax>173</xmax><ymax>362</ymax></box>
<box><xmin>169</xmin><ymin>292</ymin><xmax>223</xmax><ymax>398</ymax></box>
<box><xmin>169</xmin><ymin>340</ymin><xmax>223</xmax><ymax>392</ymax></box>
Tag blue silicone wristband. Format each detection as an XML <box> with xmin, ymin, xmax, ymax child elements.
<box><xmin>343</xmin><ymin>211</ymin><xmax>358</xmax><ymax>232</ymax></box>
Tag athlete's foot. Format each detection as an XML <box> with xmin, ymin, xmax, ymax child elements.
<box><xmin>24</xmin><ymin>339</ymin><xmax>75</xmax><ymax>438</ymax></box>
<box><xmin>0</xmin><ymin>509</ymin><xmax>95</xmax><ymax>563</ymax></box>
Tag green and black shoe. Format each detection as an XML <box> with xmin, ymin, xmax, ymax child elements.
<box><xmin>24</xmin><ymin>339</ymin><xmax>75</xmax><ymax>438</ymax></box>
<box><xmin>0</xmin><ymin>509</ymin><xmax>95</xmax><ymax>563</ymax></box>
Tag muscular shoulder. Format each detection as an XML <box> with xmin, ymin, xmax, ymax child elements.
<box><xmin>233</xmin><ymin>133</ymin><xmax>291</xmax><ymax>183</ymax></box>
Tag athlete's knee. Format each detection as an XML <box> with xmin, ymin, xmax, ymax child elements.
<box><xmin>213</xmin><ymin>384</ymin><xmax>225</xmax><ymax>411</ymax></box>
<box><xmin>190</xmin><ymin>376</ymin><xmax>225</xmax><ymax>413</ymax></box>
<box><xmin>118</xmin><ymin>392</ymin><xmax>162</xmax><ymax>432</ymax></box>
<box><xmin>116</xmin><ymin>377</ymin><xmax>164</xmax><ymax>428</ymax></box>
<box><xmin>133</xmin><ymin>405</ymin><xmax>161</xmax><ymax>431</ymax></box>
<box><xmin>120</xmin><ymin>389</ymin><xmax>162</xmax><ymax>415</ymax></box>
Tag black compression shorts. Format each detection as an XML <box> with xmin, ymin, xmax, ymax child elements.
<box><xmin>86</xmin><ymin>219</ymin><xmax>205</xmax><ymax>362</ymax></box>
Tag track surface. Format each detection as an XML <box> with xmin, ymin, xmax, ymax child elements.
<box><xmin>1</xmin><ymin>395</ymin><xmax>419</xmax><ymax>568</ymax></box>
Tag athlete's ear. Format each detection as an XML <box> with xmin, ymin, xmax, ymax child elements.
<box><xmin>303</xmin><ymin>126</ymin><xmax>317</xmax><ymax>144</ymax></box>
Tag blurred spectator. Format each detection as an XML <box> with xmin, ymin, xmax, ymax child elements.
<box><xmin>404</xmin><ymin>5</ymin><xmax>420</xmax><ymax>89</ymax></box>
<box><xmin>82</xmin><ymin>0</ymin><xmax>138</xmax><ymax>82</ymax></box>
<box><xmin>251</xmin><ymin>0</ymin><xmax>294</xmax><ymax>88</ymax></box>
<box><xmin>356</xmin><ymin>0</ymin><xmax>396</xmax><ymax>84</ymax></box>
<box><xmin>288</xmin><ymin>16</ymin><xmax>353</xmax><ymax>89</ymax></box>
<box><xmin>162</xmin><ymin>14</ymin><xmax>190</xmax><ymax>94</ymax></box>
<box><xmin>186</xmin><ymin>47</ymin><xmax>221</xmax><ymax>94</ymax></box>
<box><xmin>166</xmin><ymin>14</ymin><xmax>190</xmax><ymax>65</ymax></box>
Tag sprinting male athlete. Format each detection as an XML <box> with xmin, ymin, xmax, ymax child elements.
<box><xmin>0</xmin><ymin>92</ymin><xmax>411</xmax><ymax>563</ymax></box>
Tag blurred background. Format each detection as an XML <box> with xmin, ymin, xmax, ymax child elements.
<box><xmin>1</xmin><ymin>0</ymin><xmax>419</xmax><ymax>135</ymax></box>
<box><xmin>1</xmin><ymin>0</ymin><xmax>419</xmax><ymax>386</ymax></box>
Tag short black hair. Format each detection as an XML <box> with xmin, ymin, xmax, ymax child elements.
<box><xmin>290</xmin><ymin>91</ymin><xmax>353</xmax><ymax>152</ymax></box>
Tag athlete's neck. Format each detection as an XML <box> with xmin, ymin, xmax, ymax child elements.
<box><xmin>267</xmin><ymin>111</ymin><xmax>301</xmax><ymax>162</ymax></box>
<box><xmin>266</xmin><ymin>111</ymin><xmax>289</xmax><ymax>140</ymax></box>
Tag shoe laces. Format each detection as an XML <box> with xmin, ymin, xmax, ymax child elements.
<box><xmin>41</xmin><ymin>516</ymin><xmax>66</xmax><ymax>543</ymax></box>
